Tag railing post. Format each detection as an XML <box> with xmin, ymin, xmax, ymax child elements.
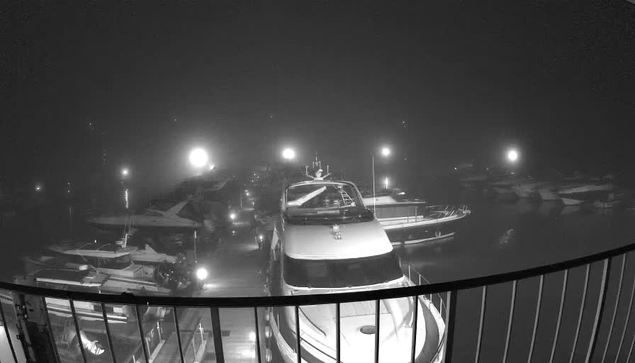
<box><xmin>502</xmin><ymin>280</ymin><xmax>517</xmax><ymax>363</ymax></box>
<box><xmin>172</xmin><ymin>307</ymin><xmax>185</xmax><ymax>363</ymax></box>
<box><xmin>569</xmin><ymin>264</ymin><xmax>591</xmax><ymax>363</ymax></box>
<box><xmin>626</xmin><ymin>328</ymin><xmax>635</xmax><ymax>363</ymax></box>
<box><xmin>443</xmin><ymin>290</ymin><xmax>458</xmax><ymax>363</ymax></box>
<box><xmin>0</xmin><ymin>297</ymin><xmax>18</xmax><ymax>363</ymax></box>
<box><xmin>40</xmin><ymin>297</ymin><xmax>61</xmax><ymax>363</ymax></box>
<box><xmin>68</xmin><ymin>300</ymin><xmax>88</xmax><ymax>363</ymax></box>
<box><xmin>100</xmin><ymin>303</ymin><xmax>118</xmax><ymax>363</ymax></box>
<box><xmin>527</xmin><ymin>275</ymin><xmax>544</xmax><ymax>363</ymax></box>
<box><xmin>549</xmin><ymin>269</ymin><xmax>569</xmax><ymax>363</ymax></box>
<box><xmin>475</xmin><ymin>286</ymin><xmax>487</xmax><ymax>363</ymax></box>
<box><xmin>585</xmin><ymin>257</ymin><xmax>612</xmax><ymax>363</ymax></box>
<box><xmin>254</xmin><ymin>307</ymin><xmax>262</xmax><ymax>363</ymax></box>
<box><xmin>601</xmin><ymin>253</ymin><xmax>626</xmax><ymax>363</ymax></box>
<box><xmin>295</xmin><ymin>305</ymin><xmax>301</xmax><ymax>363</ymax></box>
<box><xmin>336</xmin><ymin>303</ymin><xmax>341</xmax><ymax>363</ymax></box>
<box><xmin>210</xmin><ymin>306</ymin><xmax>225</xmax><ymax>363</ymax></box>
<box><xmin>411</xmin><ymin>296</ymin><xmax>419</xmax><ymax>363</ymax></box>
<box><xmin>375</xmin><ymin>299</ymin><xmax>381</xmax><ymax>363</ymax></box>
<box><xmin>615</xmin><ymin>254</ymin><xmax>635</xmax><ymax>361</ymax></box>
<box><xmin>135</xmin><ymin>305</ymin><xmax>150</xmax><ymax>363</ymax></box>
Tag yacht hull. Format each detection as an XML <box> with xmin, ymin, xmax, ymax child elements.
<box><xmin>539</xmin><ymin>188</ymin><xmax>560</xmax><ymax>201</ymax></box>
<box><xmin>560</xmin><ymin>197</ymin><xmax>585</xmax><ymax>206</ymax></box>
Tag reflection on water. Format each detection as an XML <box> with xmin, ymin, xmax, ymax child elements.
<box><xmin>398</xmin><ymin>189</ymin><xmax>635</xmax><ymax>285</ymax></box>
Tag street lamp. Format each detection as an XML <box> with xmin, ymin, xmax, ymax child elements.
<box><xmin>282</xmin><ymin>148</ymin><xmax>296</xmax><ymax>161</ymax></box>
<box><xmin>507</xmin><ymin>149</ymin><xmax>519</xmax><ymax>163</ymax></box>
<box><xmin>371</xmin><ymin>146</ymin><xmax>391</xmax><ymax>210</ymax></box>
<box><xmin>196</xmin><ymin>267</ymin><xmax>208</xmax><ymax>281</ymax></box>
<box><xmin>120</xmin><ymin>167</ymin><xmax>131</xmax><ymax>210</ymax></box>
<box><xmin>189</xmin><ymin>148</ymin><xmax>209</xmax><ymax>168</ymax></box>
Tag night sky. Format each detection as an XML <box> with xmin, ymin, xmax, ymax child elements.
<box><xmin>2</xmin><ymin>0</ymin><xmax>634</xmax><ymax>191</ymax></box>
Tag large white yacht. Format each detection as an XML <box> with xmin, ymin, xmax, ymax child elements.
<box><xmin>265</xmin><ymin>175</ymin><xmax>446</xmax><ymax>363</ymax></box>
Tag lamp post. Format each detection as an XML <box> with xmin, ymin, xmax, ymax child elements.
<box><xmin>189</xmin><ymin>148</ymin><xmax>209</xmax><ymax>176</ymax></box>
<box><xmin>507</xmin><ymin>149</ymin><xmax>519</xmax><ymax>163</ymax></box>
<box><xmin>506</xmin><ymin>148</ymin><xmax>519</xmax><ymax>175</ymax></box>
<box><xmin>371</xmin><ymin>146</ymin><xmax>391</xmax><ymax>210</ymax></box>
<box><xmin>282</xmin><ymin>148</ymin><xmax>296</xmax><ymax>162</ymax></box>
<box><xmin>121</xmin><ymin>167</ymin><xmax>130</xmax><ymax>210</ymax></box>
<box><xmin>281</xmin><ymin>147</ymin><xmax>296</xmax><ymax>186</ymax></box>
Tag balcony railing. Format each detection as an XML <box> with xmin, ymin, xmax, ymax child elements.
<box><xmin>1</xmin><ymin>242</ymin><xmax>635</xmax><ymax>363</ymax></box>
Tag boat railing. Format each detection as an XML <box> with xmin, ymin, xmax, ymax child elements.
<box><xmin>2</xmin><ymin>242</ymin><xmax>635</xmax><ymax>362</ymax></box>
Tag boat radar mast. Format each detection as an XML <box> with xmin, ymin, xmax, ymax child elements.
<box><xmin>304</xmin><ymin>152</ymin><xmax>331</xmax><ymax>180</ymax></box>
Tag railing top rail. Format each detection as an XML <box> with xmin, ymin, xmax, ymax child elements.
<box><xmin>1</xmin><ymin>242</ymin><xmax>633</xmax><ymax>308</ymax></box>
<box><xmin>374</xmin><ymin>201</ymin><xmax>428</xmax><ymax>208</ymax></box>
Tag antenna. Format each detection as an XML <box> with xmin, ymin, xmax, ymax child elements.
<box><xmin>304</xmin><ymin>152</ymin><xmax>331</xmax><ymax>180</ymax></box>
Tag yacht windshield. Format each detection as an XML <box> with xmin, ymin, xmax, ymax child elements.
<box><xmin>283</xmin><ymin>252</ymin><xmax>403</xmax><ymax>288</ymax></box>
<box><xmin>284</xmin><ymin>183</ymin><xmax>373</xmax><ymax>224</ymax></box>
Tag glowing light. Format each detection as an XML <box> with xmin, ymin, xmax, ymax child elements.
<box><xmin>258</xmin><ymin>234</ymin><xmax>264</xmax><ymax>241</ymax></box>
<box><xmin>380</xmin><ymin>146</ymin><xmax>391</xmax><ymax>157</ymax></box>
<box><xmin>121</xmin><ymin>168</ymin><xmax>129</xmax><ymax>177</ymax></box>
<box><xmin>248</xmin><ymin>331</ymin><xmax>256</xmax><ymax>342</ymax></box>
<box><xmin>230</xmin><ymin>213</ymin><xmax>236</xmax><ymax>220</ymax></box>
<box><xmin>196</xmin><ymin>267</ymin><xmax>208</xmax><ymax>281</ymax></box>
<box><xmin>35</xmin><ymin>184</ymin><xmax>42</xmax><ymax>192</ymax></box>
<box><xmin>209</xmin><ymin>164</ymin><xmax>216</xmax><ymax>171</ymax></box>
<box><xmin>507</xmin><ymin>149</ymin><xmax>519</xmax><ymax>163</ymax></box>
<box><xmin>189</xmin><ymin>148</ymin><xmax>209</xmax><ymax>168</ymax></box>
<box><xmin>282</xmin><ymin>148</ymin><xmax>296</xmax><ymax>160</ymax></box>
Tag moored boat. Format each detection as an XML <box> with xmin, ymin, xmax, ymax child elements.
<box><xmin>593</xmin><ymin>193</ymin><xmax>624</xmax><ymax>209</ymax></box>
<box><xmin>539</xmin><ymin>186</ymin><xmax>560</xmax><ymax>201</ymax></box>
<box><xmin>49</xmin><ymin>239</ymin><xmax>179</xmax><ymax>264</ymax></box>
<box><xmin>364</xmin><ymin>196</ymin><xmax>470</xmax><ymax>246</ymax></box>
<box><xmin>561</xmin><ymin>197</ymin><xmax>585</xmax><ymax>206</ymax></box>
<box><xmin>14</xmin><ymin>268</ymin><xmax>171</xmax><ymax>324</ymax></box>
<box><xmin>265</xmin><ymin>172</ymin><xmax>446</xmax><ymax>363</ymax></box>
<box><xmin>558</xmin><ymin>183</ymin><xmax>614</xmax><ymax>206</ymax></box>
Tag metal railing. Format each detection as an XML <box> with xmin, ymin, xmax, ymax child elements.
<box><xmin>0</xmin><ymin>242</ymin><xmax>635</xmax><ymax>362</ymax></box>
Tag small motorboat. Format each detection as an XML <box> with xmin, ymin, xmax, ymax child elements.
<box><xmin>364</xmin><ymin>195</ymin><xmax>470</xmax><ymax>246</ymax></box>
<box><xmin>560</xmin><ymin>197</ymin><xmax>585</xmax><ymax>206</ymax></box>
<box><xmin>593</xmin><ymin>193</ymin><xmax>624</xmax><ymax>209</ymax></box>
<box><xmin>558</xmin><ymin>183</ymin><xmax>614</xmax><ymax>206</ymax></box>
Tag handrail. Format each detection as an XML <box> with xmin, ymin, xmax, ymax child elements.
<box><xmin>2</xmin><ymin>242</ymin><xmax>634</xmax><ymax>307</ymax></box>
